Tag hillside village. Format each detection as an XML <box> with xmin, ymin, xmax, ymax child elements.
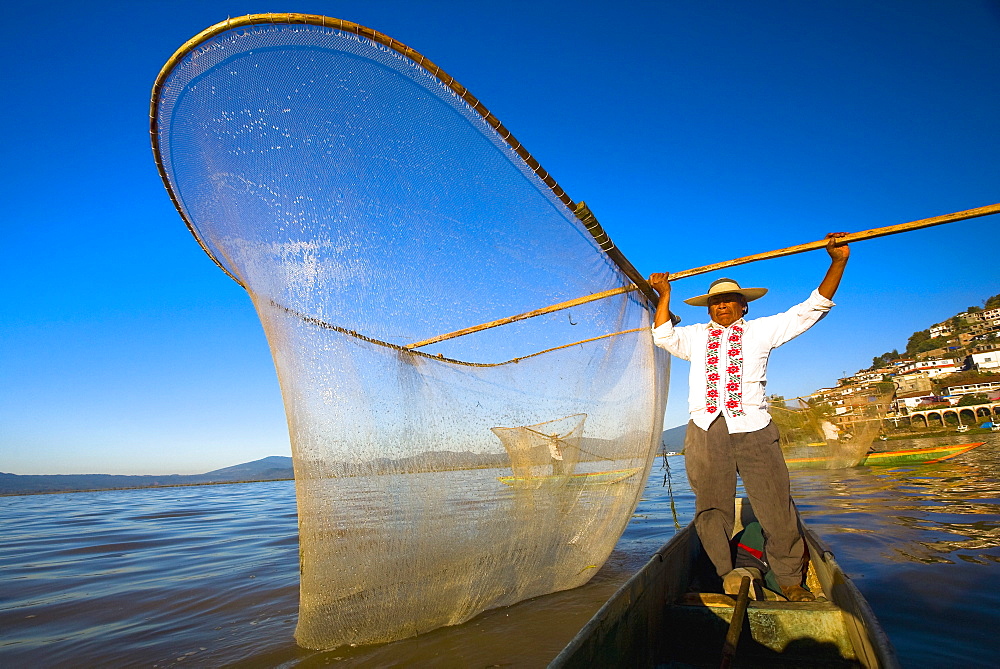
<box><xmin>806</xmin><ymin>293</ymin><xmax>1000</xmax><ymax>434</ymax></box>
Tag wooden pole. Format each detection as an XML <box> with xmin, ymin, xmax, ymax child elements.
<box><xmin>669</xmin><ymin>203</ymin><xmax>1000</xmax><ymax>282</ymax></box>
<box><xmin>404</xmin><ymin>286</ymin><xmax>632</xmax><ymax>349</ymax></box>
<box><xmin>404</xmin><ymin>203</ymin><xmax>999</xmax><ymax>349</ymax></box>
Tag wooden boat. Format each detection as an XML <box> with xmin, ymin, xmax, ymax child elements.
<box><xmin>786</xmin><ymin>441</ymin><xmax>984</xmax><ymax>469</ymax></box>
<box><xmin>550</xmin><ymin>500</ymin><xmax>899</xmax><ymax>668</ymax></box>
<box><xmin>497</xmin><ymin>467</ymin><xmax>640</xmax><ymax>488</ymax></box>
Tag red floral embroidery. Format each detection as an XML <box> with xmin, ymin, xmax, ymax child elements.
<box><xmin>705</xmin><ymin>323</ymin><xmax>745</xmax><ymax>417</ymax></box>
<box><xmin>727</xmin><ymin>325</ymin><xmax>745</xmax><ymax>416</ymax></box>
<box><xmin>704</xmin><ymin>327</ymin><xmax>723</xmax><ymax>414</ymax></box>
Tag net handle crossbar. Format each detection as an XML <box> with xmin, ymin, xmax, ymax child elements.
<box><xmin>149</xmin><ymin>13</ymin><xmax>656</xmax><ymax>302</ymax></box>
<box><xmin>405</xmin><ymin>203</ymin><xmax>999</xmax><ymax>349</ymax></box>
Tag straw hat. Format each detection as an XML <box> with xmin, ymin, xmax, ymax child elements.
<box><xmin>683</xmin><ymin>278</ymin><xmax>767</xmax><ymax>307</ymax></box>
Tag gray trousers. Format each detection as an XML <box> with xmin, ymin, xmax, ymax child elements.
<box><xmin>684</xmin><ymin>416</ymin><xmax>806</xmax><ymax>587</ymax></box>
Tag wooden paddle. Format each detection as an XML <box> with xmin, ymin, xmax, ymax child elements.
<box><xmin>720</xmin><ymin>576</ymin><xmax>752</xmax><ymax>669</ymax></box>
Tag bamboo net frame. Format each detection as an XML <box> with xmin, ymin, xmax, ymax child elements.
<box><xmin>150</xmin><ymin>15</ymin><xmax>999</xmax><ymax>365</ymax></box>
<box><xmin>149</xmin><ymin>13</ymin><xmax>654</xmax><ymax>303</ymax></box>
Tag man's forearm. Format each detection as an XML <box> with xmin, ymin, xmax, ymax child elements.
<box><xmin>818</xmin><ymin>258</ymin><xmax>848</xmax><ymax>299</ymax></box>
<box><xmin>648</xmin><ymin>272</ymin><xmax>673</xmax><ymax>327</ymax></box>
<box><xmin>653</xmin><ymin>289</ymin><xmax>673</xmax><ymax>327</ymax></box>
<box><xmin>818</xmin><ymin>233</ymin><xmax>850</xmax><ymax>299</ymax></box>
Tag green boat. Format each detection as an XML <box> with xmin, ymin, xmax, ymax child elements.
<box><xmin>497</xmin><ymin>467</ymin><xmax>640</xmax><ymax>488</ymax></box>
<box><xmin>550</xmin><ymin>500</ymin><xmax>899</xmax><ymax>668</ymax></box>
<box><xmin>786</xmin><ymin>441</ymin><xmax>984</xmax><ymax>470</ymax></box>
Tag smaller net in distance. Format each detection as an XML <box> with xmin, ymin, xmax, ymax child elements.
<box><xmin>773</xmin><ymin>394</ymin><xmax>891</xmax><ymax>469</ymax></box>
<box><xmin>492</xmin><ymin>413</ymin><xmax>586</xmax><ymax>482</ymax></box>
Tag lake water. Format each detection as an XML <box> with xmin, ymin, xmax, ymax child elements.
<box><xmin>2</xmin><ymin>434</ymin><xmax>998</xmax><ymax>667</ymax></box>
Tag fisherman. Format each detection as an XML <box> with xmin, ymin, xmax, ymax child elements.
<box><xmin>648</xmin><ymin>232</ymin><xmax>849</xmax><ymax>602</ymax></box>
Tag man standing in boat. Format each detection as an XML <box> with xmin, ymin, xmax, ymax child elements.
<box><xmin>648</xmin><ymin>233</ymin><xmax>849</xmax><ymax>602</ymax></box>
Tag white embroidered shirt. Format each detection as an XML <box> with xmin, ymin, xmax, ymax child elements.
<box><xmin>651</xmin><ymin>289</ymin><xmax>835</xmax><ymax>433</ymax></box>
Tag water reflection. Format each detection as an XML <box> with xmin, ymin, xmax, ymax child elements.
<box><xmin>792</xmin><ymin>434</ymin><xmax>1000</xmax><ymax>667</ymax></box>
<box><xmin>794</xmin><ymin>435</ymin><xmax>1000</xmax><ymax>564</ymax></box>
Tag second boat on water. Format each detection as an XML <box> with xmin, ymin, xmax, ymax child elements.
<box><xmin>785</xmin><ymin>441</ymin><xmax>984</xmax><ymax>469</ymax></box>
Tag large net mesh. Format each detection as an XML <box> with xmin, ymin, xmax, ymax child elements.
<box><xmin>152</xmin><ymin>16</ymin><xmax>668</xmax><ymax>649</ymax></box>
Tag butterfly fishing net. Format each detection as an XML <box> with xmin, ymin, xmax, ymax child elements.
<box><xmin>151</xmin><ymin>15</ymin><xmax>668</xmax><ymax>649</ymax></box>
<box><xmin>771</xmin><ymin>393</ymin><xmax>891</xmax><ymax>469</ymax></box>
<box><xmin>492</xmin><ymin>414</ymin><xmax>587</xmax><ymax>480</ymax></box>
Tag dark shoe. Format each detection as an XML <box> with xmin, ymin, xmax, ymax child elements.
<box><xmin>780</xmin><ymin>584</ymin><xmax>816</xmax><ymax>602</ymax></box>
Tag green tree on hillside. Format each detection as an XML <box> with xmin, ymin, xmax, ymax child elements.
<box><xmin>957</xmin><ymin>393</ymin><xmax>991</xmax><ymax>406</ymax></box>
<box><xmin>870</xmin><ymin>349</ymin><xmax>900</xmax><ymax>369</ymax></box>
<box><xmin>905</xmin><ymin>330</ymin><xmax>949</xmax><ymax>356</ymax></box>
<box><xmin>906</xmin><ymin>330</ymin><xmax>930</xmax><ymax>353</ymax></box>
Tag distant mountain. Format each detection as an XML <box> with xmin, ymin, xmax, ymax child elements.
<box><xmin>3</xmin><ymin>432</ymin><xmax>690</xmax><ymax>496</ymax></box>
<box><xmin>661</xmin><ymin>424</ymin><xmax>687</xmax><ymax>451</ymax></box>
<box><xmin>0</xmin><ymin>472</ymin><xmax>199</xmax><ymax>496</ymax></box>
<box><xmin>0</xmin><ymin>451</ymin><xmax>504</xmax><ymax>496</ymax></box>
<box><xmin>0</xmin><ymin>456</ymin><xmax>296</xmax><ymax>496</ymax></box>
<box><xmin>203</xmin><ymin>456</ymin><xmax>294</xmax><ymax>480</ymax></box>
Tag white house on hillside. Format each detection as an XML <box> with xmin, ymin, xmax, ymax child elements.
<box><xmin>968</xmin><ymin>349</ymin><xmax>1000</xmax><ymax>372</ymax></box>
<box><xmin>943</xmin><ymin>379</ymin><xmax>1000</xmax><ymax>396</ymax></box>
<box><xmin>929</xmin><ymin>322</ymin><xmax>953</xmax><ymax>338</ymax></box>
<box><xmin>893</xmin><ymin>358</ymin><xmax>960</xmax><ymax>379</ymax></box>
<box><xmin>894</xmin><ymin>390</ymin><xmax>940</xmax><ymax>411</ymax></box>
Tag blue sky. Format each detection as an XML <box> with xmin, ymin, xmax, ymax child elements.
<box><xmin>2</xmin><ymin>1</ymin><xmax>998</xmax><ymax>475</ymax></box>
